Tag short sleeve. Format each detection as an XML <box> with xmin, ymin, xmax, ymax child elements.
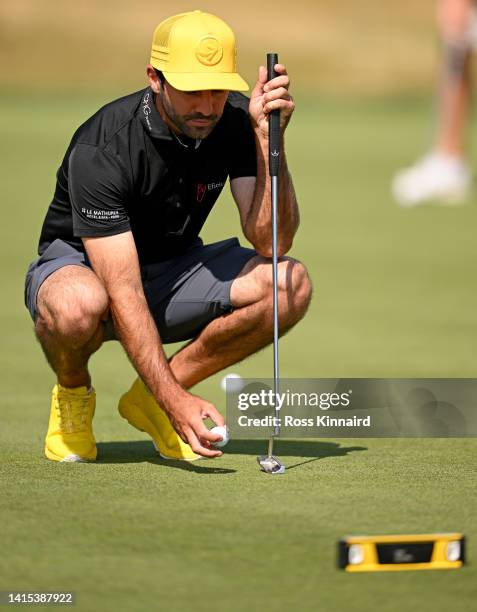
<box><xmin>69</xmin><ymin>144</ymin><xmax>131</xmax><ymax>237</ymax></box>
<box><xmin>228</xmin><ymin>106</ymin><xmax>257</xmax><ymax>180</ymax></box>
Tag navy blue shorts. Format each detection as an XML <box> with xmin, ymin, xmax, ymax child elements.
<box><xmin>24</xmin><ymin>238</ymin><xmax>256</xmax><ymax>343</ymax></box>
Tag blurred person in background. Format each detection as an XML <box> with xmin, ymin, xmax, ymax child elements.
<box><xmin>393</xmin><ymin>0</ymin><xmax>476</xmax><ymax>206</ymax></box>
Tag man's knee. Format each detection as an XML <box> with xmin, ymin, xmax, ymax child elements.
<box><xmin>36</xmin><ymin>266</ymin><xmax>109</xmax><ymax>341</ymax></box>
<box><xmin>276</xmin><ymin>258</ymin><xmax>313</xmax><ymax>322</ymax></box>
<box><xmin>231</xmin><ymin>254</ymin><xmax>313</xmax><ymax>318</ymax></box>
<box><xmin>242</xmin><ymin>255</ymin><xmax>312</xmax><ymax>315</ymax></box>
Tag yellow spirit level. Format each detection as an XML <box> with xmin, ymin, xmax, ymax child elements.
<box><xmin>338</xmin><ymin>533</ymin><xmax>465</xmax><ymax>572</ymax></box>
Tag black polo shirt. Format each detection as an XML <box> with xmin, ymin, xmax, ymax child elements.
<box><xmin>38</xmin><ymin>87</ymin><xmax>257</xmax><ymax>264</ymax></box>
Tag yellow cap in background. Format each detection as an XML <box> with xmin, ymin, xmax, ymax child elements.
<box><xmin>150</xmin><ymin>10</ymin><xmax>249</xmax><ymax>92</ymax></box>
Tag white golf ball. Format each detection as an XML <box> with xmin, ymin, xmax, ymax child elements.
<box><xmin>220</xmin><ymin>373</ymin><xmax>244</xmax><ymax>393</ymax></box>
<box><xmin>210</xmin><ymin>425</ymin><xmax>230</xmax><ymax>448</ymax></box>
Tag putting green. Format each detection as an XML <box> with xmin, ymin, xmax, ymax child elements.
<box><xmin>1</xmin><ymin>92</ymin><xmax>476</xmax><ymax>611</ymax></box>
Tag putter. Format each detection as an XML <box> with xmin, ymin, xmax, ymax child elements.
<box><xmin>257</xmin><ymin>53</ymin><xmax>285</xmax><ymax>475</ymax></box>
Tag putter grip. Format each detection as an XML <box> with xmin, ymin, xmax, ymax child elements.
<box><xmin>267</xmin><ymin>53</ymin><xmax>280</xmax><ymax>177</ymax></box>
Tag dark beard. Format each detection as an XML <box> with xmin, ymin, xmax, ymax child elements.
<box><xmin>161</xmin><ymin>96</ymin><xmax>219</xmax><ymax>139</ymax></box>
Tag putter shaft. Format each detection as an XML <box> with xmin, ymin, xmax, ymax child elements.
<box><xmin>272</xmin><ymin>175</ymin><xmax>280</xmax><ymax>439</ymax></box>
<box><xmin>267</xmin><ymin>176</ymin><xmax>280</xmax><ymax>462</ymax></box>
<box><xmin>259</xmin><ymin>53</ymin><xmax>284</xmax><ymax>473</ymax></box>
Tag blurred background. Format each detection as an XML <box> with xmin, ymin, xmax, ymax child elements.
<box><xmin>0</xmin><ymin>0</ymin><xmax>443</xmax><ymax>95</ymax></box>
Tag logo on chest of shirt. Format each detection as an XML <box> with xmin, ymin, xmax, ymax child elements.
<box><xmin>196</xmin><ymin>181</ymin><xmax>225</xmax><ymax>202</ymax></box>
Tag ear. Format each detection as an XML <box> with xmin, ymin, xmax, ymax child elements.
<box><xmin>146</xmin><ymin>64</ymin><xmax>161</xmax><ymax>94</ymax></box>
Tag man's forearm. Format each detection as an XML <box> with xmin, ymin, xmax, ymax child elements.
<box><xmin>244</xmin><ymin>133</ymin><xmax>299</xmax><ymax>256</ymax></box>
<box><xmin>109</xmin><ymin>285</ymin><xmax>185</xmax><ymax>410</ymax></box>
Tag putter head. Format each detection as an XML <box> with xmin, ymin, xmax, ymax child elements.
<box><xmin>257</xmin><ymin>455</ymin><xmax>286</xmax><ymax>474</ymax></box>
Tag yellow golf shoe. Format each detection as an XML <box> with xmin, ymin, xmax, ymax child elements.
<box><xmin>45</xmin><ymin>384</ymin><xmax>97</xmax><ymax>462</ymax></box>
<box><xmin>118</xmin><ymin>377</ymin><xmax>200</xmax><ymax>461</ymax></box>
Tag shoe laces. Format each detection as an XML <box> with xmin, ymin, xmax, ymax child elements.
<box><xmin>55</xmin><ymin>391</ymin><xmax>92</xmax><ymax>434</ymax></box>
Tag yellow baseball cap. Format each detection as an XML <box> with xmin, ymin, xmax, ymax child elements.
<box><xmin>150</xmin><ymin>10</ymin><xmax>249</xmax><ymax>92</ymax></box>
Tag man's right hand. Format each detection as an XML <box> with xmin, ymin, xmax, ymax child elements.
<box><xmin>163</xmin><ymin>390</ymin><xmax>226</xmax><ymax>458</ymax></box>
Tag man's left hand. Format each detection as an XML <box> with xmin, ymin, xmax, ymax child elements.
<box><xmin>249</xmin><ymin>63</ymin><xmax>295</xmax><ymax>139</ymax></box>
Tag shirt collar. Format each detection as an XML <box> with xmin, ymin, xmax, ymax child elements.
<box><xmin>139</xmin><ymin>87</ymin><xmax>173</xmax><ymax>141</ymax></box>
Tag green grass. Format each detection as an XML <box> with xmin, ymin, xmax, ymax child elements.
<box><xmin>1</xmin><ymin>91</ymin><xmax>476</xmax><ymax>611</ymax></box>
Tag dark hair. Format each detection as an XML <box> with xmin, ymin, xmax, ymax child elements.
<box><xmin>154</xmin><ymin>69</ymin><xmax>166</xmax><ymax>84</ymax></box>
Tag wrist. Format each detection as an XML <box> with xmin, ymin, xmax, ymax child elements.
<box><xmin>157</xmin><ymin>384</ymin><xmax>189</xmax><ymax>415</ymax></box>
<box><xmin>253</xmin><ymin>126</ymin><xmax>268</xmax><ymax>146</ymax></box>
<box><xmin>253</xmin><ymin>127</ymin><xmax>285</xmax><ymax>148</ymax></box>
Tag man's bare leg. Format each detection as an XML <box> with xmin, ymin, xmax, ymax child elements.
<box><xmin>34</xmin><ymin>258</ymin><xmax>311</xmax><ymax>392</ymax></box>
<box><xmin>435</xmin><ymin>50</ymin><xmax>471</xmax><ymax>157</ymax></box>
<box><xmin>392</xmin><ymin>0</ymin><xmax>473</xmax><ymax>206</ymax></box>
<box><xmin>35</xmin><ymin>265</ymin><xmax>109</xmax><ymax>388</ymax></box>
<box><xmin>435</xmin><ymin>0</ymin><xmax>473</xmax><ymax>157</ymax></box>
<box><xmin>169</xmin><ymin>256</ymin><xmax>312</xmax><ymax>389</ymax></box>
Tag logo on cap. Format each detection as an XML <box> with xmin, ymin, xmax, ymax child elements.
<box><xmin>195</xmin><ymin>36</ymin><xmax>223</xmax><ymax>66</ymax></box>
